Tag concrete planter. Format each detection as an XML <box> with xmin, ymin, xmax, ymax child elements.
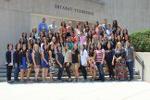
<box><xmin>135</xmin><ymin>52</ymin><xmax>150</xmax><ymax>82</ymax></box>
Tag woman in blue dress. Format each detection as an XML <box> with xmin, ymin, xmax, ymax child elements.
<box><xmin>26</xmin><ymin>43</ymin><xmax>33</xmax><ymax>80</ymax></box>
<box><xmin>41</xmin><ymin>44</ymin><xmax>50</xmax><ymax>81</ymax></box>
<box><xmin>19</xmin><ymin>44</ymin><xmax>28</xmax><ymax>81</ymax></box>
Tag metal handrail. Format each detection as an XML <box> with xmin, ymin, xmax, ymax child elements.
<box><xmin>135</xmin><ymin>53</ymin><xmax>145</xmax><ymax>81</ymax></box>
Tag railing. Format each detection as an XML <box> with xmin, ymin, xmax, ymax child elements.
<box><xmin>135</xmin><ymin>53</ymin><xmax>145</xmax><ymax>81</ymax></box>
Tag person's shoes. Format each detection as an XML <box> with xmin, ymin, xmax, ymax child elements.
<box><xmin>42</xmin><ymin>79</ymin><xmax>46</xmax><ymax>83</ymax></box>
<box><xmin>110</xmin><ymin>77</ymin><xmax>115</xmax><ymax>81</ymax></box>
<box><xmin>84</xmin><ymin>78</ymin><xmax>88</xmax><ymax>82</ymax></box>
<box><xmin>128</xmin><ymin>78</ymin><xmax>134</xmax><ymax>81</ymax></box>
<box><xmin>73</xmin><ymin>78</ymin><xmax>79</xmax><ymax>82</ymax></box>
<box><xmin>34</xmin><ymin>79</ymin><xmax>41</xmax><ymax>82</ymax></box>
<box><xmin>14</xmin><ymin>79</ymin><xmax>20</xmax><ymax>82</ymax></box>
<box><xmin>101</xmin><ymin>78</ymin><xmax>105</xmax><ymax>82</ymax></box>
<box><xmin>20</xmin><ymin>80</ymin><xmax>25</xmax><ymax>83</ymax></box>
<box><xmin>75</xmin><ymin>78</ymin><xmax>79</xmax><ymax>82</ymax></box>
<box><xmin>27</xmin><ymin>78</ymin><xmax>31</xmax><ymax>81</ymax></box>
<box><xmin>57</xmin><ymin>79</ymin><xmax>64</xmax><ymax>82</ymax></box>
<box><xmin>109</xmin><ymin>77</ymin><xmax>115</xmax><ymax>81</ymax></box>
<box><xmin>7</xmin><ymin>80</ymin><xmax>12</xmax><ymax>83</ymax></box>
<box><xmin>68</xmin><ymin>78</ymin><xmax>72</xmax><ymax>82</ymax></box>
<box><xmin>90</xmin><ymin>78</ymin><xmax>95</xmax><ymax>82</ymax></box>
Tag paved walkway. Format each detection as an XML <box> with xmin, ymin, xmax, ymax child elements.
<box><xmin>0</xmin><ymin>81</ymin><xmax>150</xmax><ymax>100</ymax></box>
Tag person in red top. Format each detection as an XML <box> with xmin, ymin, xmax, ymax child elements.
<box><xmin>59</xmin><ymin>21</ymin><xmax>67</xmax><ymax>42</ymax></box>
<box><xmin>71</xmin><ymin>30</ymin><xmax>78</xmax><ymax>45</ymax></box>
<box><xmin>94</xmin><ymin>43</ymin><xmax>105</xmax><ymax>81</ymax></box>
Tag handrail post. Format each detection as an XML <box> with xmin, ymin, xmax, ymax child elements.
<box><xmin>142</xmin><ymin>61</ymin><xmax>145</xmax><ymax>81</ymax></box>
<box><xmin>135</xmin><ymin>53</ymin><xmax>145</xmax><ymax>81</ymax></box>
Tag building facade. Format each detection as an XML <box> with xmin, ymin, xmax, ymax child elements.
<box><xmin>0</xmin><ymin>0</ymin><xmax>150</xmax><ymax>65</ymax></box>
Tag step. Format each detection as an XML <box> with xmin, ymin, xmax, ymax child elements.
<box><xmin>0</xmin><ymin>69</ymin><xmax>15</xmax><ymax>73</ymax></box>
<box><xmin>0</xmin><ymin>71</ymin><xmax>141</xmax><ymax>77</ymax></box>
<box><xmin>0</xmin><ymin>75</ymin><xmax>142</xmax><ymax>82</ymax></box>
<box><xmin>0</xmin><ymin>69</ymin><xmax>141</xmax><ymax>77</ymax></box>
<box><xmin>0</xmin><ymin>74</ymin><xmax>141</xmax><ymax>82</ymax></box>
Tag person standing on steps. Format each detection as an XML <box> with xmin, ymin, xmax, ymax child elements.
<box><xmin>125</xmin><ymin>41</ymin><xmax>135</xmax><ymax>81</ymax></box>
<box><xmin>13</xmin><ymin>43</ymin><xmax>21</xmax><ymax>82</ymax></box>
<box><xmin>94</xmin><ymin>43</ymin><xmax>105</xmax><ymax>81</ymax></box>
<box><xmin>32</xmin><ymin>44</ymin><xmax>41</xmax><ymax>81</ymax></box>
<box><xmin>80</xmin><ymin>44</ymin><xmax>88</xmax><ymax>81</ymax></box>
<box><xmin>6</xmin><ymin>44</ymin><xmax>14</xmax><ymax>83</ymax></box>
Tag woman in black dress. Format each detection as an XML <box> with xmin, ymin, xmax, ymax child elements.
<box><xmin>72</xmin><ymin>44</ymin><xmax>80</xmax><ymax>81</ymax></box>
<box><xmin>105</xmin><ymin>41</ymin><xmax>115</xmax><ymax>80</ymax></box>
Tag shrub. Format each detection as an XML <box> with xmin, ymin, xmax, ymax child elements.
<box><xmin>130</xmin><ymin>30</ymin><xmax>150</xmax><ymax>52</ymax></box>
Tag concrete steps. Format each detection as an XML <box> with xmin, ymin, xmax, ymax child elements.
<box><xmin>0</xmin><ymin>65</ymin><xmax>141</xmax><ymax>82</ymax></box>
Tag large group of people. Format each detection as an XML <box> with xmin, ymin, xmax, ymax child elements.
<box><xmin>5</xmin><ymin>18</ymin><xmax>135</xmax><ymax>83</ymax></box>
